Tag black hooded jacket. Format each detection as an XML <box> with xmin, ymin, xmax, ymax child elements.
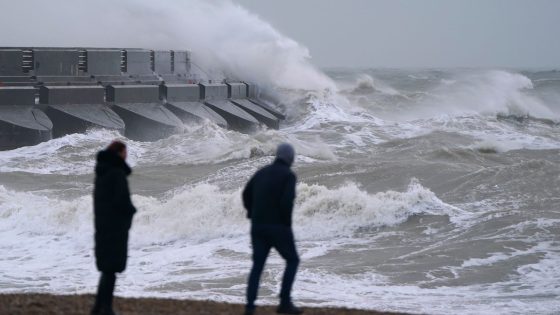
<box><xmin>242</xmin><ymin>159</ymin><xmax>297</xmax><ymax>227</ymax></box>
<box><xmin>93</xmin><ymin>150</ymin><xmax>136</xmax><ymax>273</ymax></box>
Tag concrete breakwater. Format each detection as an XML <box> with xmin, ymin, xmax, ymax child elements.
<box><xmin>0</xmin><ymin>47</ymin><xmax>284</xmax><ymax>150</ymax></box>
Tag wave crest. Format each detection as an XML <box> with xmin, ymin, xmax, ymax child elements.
<box><xmin>0</xmin><ymin>179</ymin><xmax>464</xmax><ymax>243</ymax></box>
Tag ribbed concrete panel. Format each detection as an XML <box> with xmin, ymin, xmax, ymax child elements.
<box><xmin>161</xmin><ymin>74</ymin><xmax>189</xmax><ymax>84</ymax></box>
<box><xmin>204</xmin><ymin>99</ymin><xmax>259</xmax><ymax>131</ymax></box>
<box><xmin>107</xmin><ymin>85</ymin><xmax>160</xmax><ymax>103</ymax></box>
<box><xmin>111</xmin><ymin>102</ymin><xmax>182</xmax><ymax>141</ymax></box>
<box><xmin>0</xmin><ymin>49</ymin><xmax>24</xmax><ymax>76</ymax></box>
<box><xmin>154</xmin><ymin>51</ymin><xmax>172</xmax><ymax>75</ymax></box>
<box><xmin>94</xmin><ymin>75</ymin><xmax>134</xmax><ymax>86</ymax></box>
<box><xmin>40</xmin><ymin>86</ymin><xmax>104</xmax><ymax>105</ymax></box>
<box><xmin>87</xmin><ymin>50</ymin><xmax>121</xmax><ymax>75</ymax></box>
<box><xmin>173</xmin><ymin>51</ymin><xmax>191</xmax><ymax>75</ymax></box>
<box><xmin>0</xmin><ymin>106</ymin><xmax>52</xmax><ymax>130</ymax></box>
<box><xmin>246</xmin><ymin>82</ymin><xmax>258</xmax><ymax>98</ymax></box>
<box><xmin>163</xmin><ymin>84</ymin><xmax>200</xmax><ymax>102</ymax></box>
<box><xmin>0</xmin><ymin>87</ymin><xmax>35</xmax><ymax>105</ymax></box>
<box><xmin>47</xmin><ymin>104</ymin><xmax>123</xmax><ymax>129</ymax></box>
<box><xmin>45</xmin><ymin>104</ymin><xmax>125</xmax><ymax>137</ymax></box>
<box><xmin>0</xmin><ymin>106</ymin><xmax>53</xmax><ymax>150</ymax></box>
<box><xmin>165</xmin><ymin>101</ymin><xmax>227</xmax><ymax>128</ymax></box>
<box><xmin>0</xmin><ymin>76</ymin><xmax>35</xmax><ymax>86</ymax></box>
<box><xmin>227</xmin><ymin>82</ymin><xmax>247</xmax><ymax>99</ymax></box>
<box><xmin>200</xmin><ymin>83</ymin><xmax>228</xmax><ymax>100</ymax></box>
<box><xmin>112</xmin><ymin>103</ymin><xmax>181</xmax><ymax>126</ymax></box>
<box><xmin>39</xmin><ymin>86</ymin><xmax>124</xmax><ymax>137</ymax></box>
<box><xmin>36</xmin><ymin>76</ymin><xmax>94</xmax><ymax>86</ymax></box>
<box><xmin>34</xmin><ymin>49</ymin><xmax>80</xmax><ymax>76</ymax></box>
<box><xmin>231</xmin><ymin>99</ymin><xmax>279</xmax><ymax>129</ymax></box>
<box><xmin>249</xmin><ymin>98</ymin><xmax>286</xmax><ymax>120</ymax></box>
<box><xmin>126</xmin><ymin>50</ymin><xmax>152</xmax><ymax>75</ymax></box>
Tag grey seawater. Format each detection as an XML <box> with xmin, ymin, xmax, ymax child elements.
<box><xmin>0</xmin><ymin>69</ymin><xmax>559</xmax><ymax>315</ymax></box>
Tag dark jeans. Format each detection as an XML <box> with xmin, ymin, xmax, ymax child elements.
<box><xmin>92</xmin><ymin>272</ymin><xmax>116</xmax><ymax>313</ymax></box>
<box><xmin>246</xmin><ymin>224</ymin><xmax>300</xmax><ymax>308</ymax></box>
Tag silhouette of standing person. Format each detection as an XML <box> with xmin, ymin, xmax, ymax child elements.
<box><xmin>91</xmin><ymin>141</ymin><xmax>136</xmax><ymax>315</ymax></box>
<box><xmin>243</xmin><ymin>143</ymin><xmax>303</xmax><ymax>315</ymax></box>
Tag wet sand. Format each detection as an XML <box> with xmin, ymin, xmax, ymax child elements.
<box><xmin>0</xmin><ymin>294</ymin><xmax>413</xmax><ymax>315</ymax></box>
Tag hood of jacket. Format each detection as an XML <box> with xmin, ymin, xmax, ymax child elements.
<box><xmin>273</xmin><ymin>158</ymin><xmax>292</xmax><ymax>168</ymax></box>
<box><xmin>95</xmin><ymin>150</ymin><xmax>132</xmax><ymax>177</ymax></box>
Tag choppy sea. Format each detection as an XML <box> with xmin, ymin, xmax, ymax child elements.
<box><xmin>1</xmin><ymin>68</ymin><xmax>559</xmax><ymax>315</ymax></box>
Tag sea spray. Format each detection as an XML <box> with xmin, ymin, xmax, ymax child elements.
<box><xmin>0</xmin><ymin>0</ymin><xmax>334</xmax><ymax>91</ymax></box>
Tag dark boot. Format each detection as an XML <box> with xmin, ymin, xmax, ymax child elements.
<box><xmin>101</xmin><ymin>309</ymin><xmax>117</xmax><ymax>315</ymax></box>
<box><xmin>244</xmin><ymin>305</ymin><xmax>256</xmax><ymax>315</ymax></box>
<box><xmin>276</xmin><ymin>302</ymin><xmax>303</xmax><ymax>314</ymax></box>
<box><xmin>91</xmin><ymin>307</ymin><xmax>117</xmax><ymax>315</ymax></box>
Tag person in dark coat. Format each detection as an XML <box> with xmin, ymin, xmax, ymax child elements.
<box><xmin>242</xmin><ymin>143</ymin><xmax>303</xmax><ymax>315</ymax></box>
<box><xmin>91</xmin><ymin>141</ymin><xmax>136</xmax><ymax>315</ymax></box>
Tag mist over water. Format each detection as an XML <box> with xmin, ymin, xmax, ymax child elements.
<box><xmin>1</xmin><ymin>2</ymin><xmax>560</xmax><ymax>315</ymax></box>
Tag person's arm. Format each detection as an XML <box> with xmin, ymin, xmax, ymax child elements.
<box><xmin>112</xmin><ymin>170</ymin><xmax>136</xmax><ymax>217</ymax></box>
<box><xmin>279</xmin><ymin>173</ymin><xmax>297</xmax><ymax>226</ymax></box>
<box><xmin>242</xmin><ymin>175</ymin><xmax>255</xmax><ymax>218</ymax></box>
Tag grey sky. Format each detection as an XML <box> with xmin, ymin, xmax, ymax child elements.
<box><xmin>235</xmin><ymin>0</ymin><xmax>560</xmax><ymax>68</ymax></box>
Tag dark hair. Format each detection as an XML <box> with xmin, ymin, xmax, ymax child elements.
<box><xmin>106</xmin><ymin>140</ymin><xmax>126</xmax><ymax>154</ymax></box>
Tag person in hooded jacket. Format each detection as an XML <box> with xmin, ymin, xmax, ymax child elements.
<box><xmin>91</xmin><ymin>141</ymin><xmax>136</xmax><ymax>315</ymax></box>
<box><xmin>242</xmin><ymin>143</ymin><xmax>303</xmax><ymax>315</ymax></box>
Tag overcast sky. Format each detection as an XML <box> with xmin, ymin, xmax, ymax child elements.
<box><xmin>235</xmin><ymin>0</ymin><xmax>560</xmax><ymax>68</ymax></box>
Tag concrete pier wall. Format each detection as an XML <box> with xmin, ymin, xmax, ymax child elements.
<box><xmin>245</xmin><ymin>82</ymin><xmax>286</xmax><ymax>120</ymax></box>
<box><xmin>0</xmin><ymin>49</ymin><xmax>25</xmax><ymax>76</ymax></box>
<box><xmin>40</xmin><ymin>86</ymin><xmax>124</xmax><ymax>137</ymax></box>
<box><xmin>87</xmin><ymin>50</ymin><xmax>122</xmax><ymax>75</ymax></box>
<box><xmin>107</xmin><ymin>85</ymin><xmax>160</xmax><ymax>103</ymax></box>
<box><xmin>201</xmin><ymin>83</ymin><xmax>260</xmax><ymax>131</ymax></box>
<box><xmin>108</xmin><ymin>85</ymin><xmax>183</xmax><ymax>141</ymax></box>
<box><xmin>227</xmin><ymin>83</ymin><xmax>279</xmax><ymax>129</ymax></box>
<box><xmin>33</xmin><ymin>49</ymin><xmax>81</xmax><ymax>76</ymax></box>
<box><xmin>163</xmin><ymin>84</ymin><xmax>227</xmax><ymax>127</ymax></box>
<box><xmin>0</xmin><ymin>86</ymin><xmax>52</xmax><ymax>149</ymax></box>
<box><xmin>0</xmin><ymin>47</ymin><xmax>284</xmax><ymax>149</ymax></box>
<box><xmin>0</xmin><ymin>49</ymin><xmax>35</xmax><ymax>86</ymax></box>
<box><xmin>0</xmin><ymin>86</ymin><xmax>36</xmax><ymax>105</ymax></box>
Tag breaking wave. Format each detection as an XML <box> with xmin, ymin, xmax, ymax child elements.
<box><xmin>416</xmin><ymin>70</ymin><xmax>558</xmax><ymax>120</ymax></box>
<box><xmin>0</xmin><ymin>179</ymin><xmax>462</xmax><ymax>244</ymax></box>
<box><xmin>0</xmin><ymin>122</ymin><xmax>337</xmax><ymax>175</ymax></box>
<box><xmin>344</xmin><ymin>74</ymin><xmax>404</xmax><ymax>97</ymax></box>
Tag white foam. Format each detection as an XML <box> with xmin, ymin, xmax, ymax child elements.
<box><xmin>0</xmin><ymin>129</ymin><xmax>126</xmax><ymax>175</ymax></box>
<box><xmin>470</xmin><ymin>138</ymin><xmax>524</xmax><ymax>153</ymax></box>
<box><xmin>348</xmin><ymin>74</ymin><xmax>403</xmax><ymax>97</ymax></box>
<box><xmin>517</xmin><ymin>243</ymin><xmax>560</xmax><ymax>293</ymax></box>
<box><xmin>294</xmin><ymin>179</ymin><xmax>468</xmax><ymax>239</ymax></box>
<box><xmin>0</xmin><ymin>121</ymin><xmax>339</xmax><ymax>175</ymax></box>
<box><xmin>0</xmin><ymin>181</ymin><xmax>558</xmax><ymax>314</ymax></box>
<box><xmin>457</xmin><ymin>117</ymin><xmax>560</xmax><ymax>151</ymax></box>
<box><xmin>0</xmin><ymin>178</ymin><xmax>458</xmax><ymax>240</ymax></box>
<box><xmin>135</xmin><ymin>179</ymin><xmax>464</xmax><ymax>243</ymax></box>
<box><xmin>420</xmin><ymin>70</ymin><xmax>558</xmax><ymax>120</ymax></box>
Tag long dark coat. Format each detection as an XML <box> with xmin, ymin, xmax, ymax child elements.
<box><xmin>93</xmin><ymin>150</ymin><xmax>136</xmax><ymax>273</ymax></box>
